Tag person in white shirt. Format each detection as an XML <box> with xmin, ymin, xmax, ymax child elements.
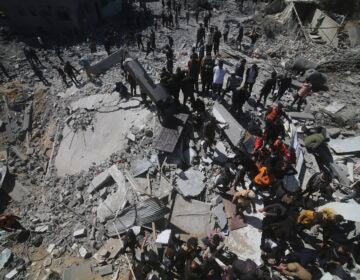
<box><xmin>212</xmin><ymin>61</ymin><xmax>228</xmax><ymax>97</ymax></box>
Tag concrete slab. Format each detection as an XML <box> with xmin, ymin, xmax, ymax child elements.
<box><xmin>170</xmin><ymin>195</ymin><xmax>211</xmax><ymax>237</ymax></box>
<box><xmin>213</xmin><ymin>141</ymin><xmax>235</xmax><ymax>163</ymax></box>
<box><xmin>95</xmin><ymin>264</ymin><xmax>113</xmax><ymax>276</ymax></box>
<box><xmin>212</xmin><ymin>203</ymin><xmax>227</xmax><ymax>230</ymax></box>
<box><xmin>225</xmin><ymin>213</ymin><xmax>263</xmax><ymax>265</ymax></box>
<box><xmin>54</xmin><ymin>108</ymin><xmax>150</xmax><ymax>176</ymax></box>
<box><xmin>90</xmin><ymin>49</ymin><xmax>128</xmax><ymax>76</ymax></box>
<box><xmin>0</xmin><ymin>248</ymin><xmax>12</xmax><ymax>270</ymax></box>
<box><xmin>69</xmin><ymin>92</ymin><xmax>120</xmax><ymax>111</ymax></box>
<box><xmin>329</xmin><ymin>136</ymin><xmax>360</xmax><ymax>154</ymax></box>
<box><xmin>131</xmin><ymin>158</ymin><xmax>153</xmax><ymax>177</ymax></box>
<box><xmin>63</xmin><ymin>263</ymin><xmax>94</xmax><ymax>280</ymax></box>
<box><xmin>212</xmin><ymin>102</ymin><xmax>245</xmax><ymax>147</ymax></box>
<box><xmin>288</xmin><ymin>111</ymin><xmax>315</xmax><ymax>120</ymax></box>
<box><xmin>97</xmin><ymin>168</ymin><xmax>128</xmax><ymax>223</ymax></box>
<box><xmin>93</xmin><ymin>238</ymin><xmax>123</xmax><ymax>262</ymax></box>
<box><xmin>7</xmin><ymin>181</ymin><xmax>30</xmax><ymax>202</ymax></box>
<box><xmin>175</xmin><ymin>168</ymin><xmax>205</xmax><ymax>198</ymax></box>
<box><xmin>318</xmin><ymin>202</ymin><xmax>360</xmax><ymax>222</ymax></box>
<box><xmin>324</xmin><ymin>102</ymin><xmax>345</xmax><ymax>114</ymax></box>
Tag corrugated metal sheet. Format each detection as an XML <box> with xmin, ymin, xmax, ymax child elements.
<box><xmin>106</xmin><ymin>198</ymin><xmax>169</xmax><ymax>236</ymax></box>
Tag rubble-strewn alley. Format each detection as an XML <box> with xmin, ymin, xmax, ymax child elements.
<box><xmin>1</xmin><ymin>0</ymin><xmax>360</xmax><ymax>279</ymax></box>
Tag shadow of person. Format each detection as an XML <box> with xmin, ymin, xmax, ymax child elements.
<box><xmin>244</xmin><ymin>215</ymin><xmax>262</xmax><ymax>229</ymax></box>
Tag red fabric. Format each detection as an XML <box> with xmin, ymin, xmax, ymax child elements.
<box><xmin>254</xmin><ymin>137</ymin><xmax>264</xmax><ymax>151</ymax></box>
<box><xmin>266</xmin><ymin>107</ymin><xmax>280</xmax><ymax>122</ymax></box>
<box><xmin>279</xmin><ymin>144</ymin><xmax>296</xmax><ymax>164</ymax></box>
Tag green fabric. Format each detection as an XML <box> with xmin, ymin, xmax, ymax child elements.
<box><xmin>304</xmin><ymin>133</ymin><xmax>325</xmax><ymax>149</ymax></box>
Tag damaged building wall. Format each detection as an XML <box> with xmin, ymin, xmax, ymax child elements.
<box><xmin>0</xmin><ymin>0</ymin><xmax>123</xmax><ymax>35</ymax></box>
<box><xmin>346</xmin><ymin>21</ymin><xmax>360</xmax><ymax>47</ymax></box>
<box><xmin>310</xmin><ymin>9</ymin><xmax>339</xmax><ymax>47</ymax></box>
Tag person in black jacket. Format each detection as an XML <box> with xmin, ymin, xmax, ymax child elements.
<box><xmin>244</xmin><ymin>64</ymin><xmax>258</xmax><ymax>94</ymax></box>
<box><xmin>256</xmin><ymin>71</ymin><xmax>277</xmax><ymax>107</ymax></box>
<box><xmin>274</xmin><ymin>72</ymin><xmax>292</xmax><ymax>101</ymax></box>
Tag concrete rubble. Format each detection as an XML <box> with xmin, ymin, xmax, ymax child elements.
<box><xmin>0</xmin><ymin>0</ymin><xmax>359</xmax><ymax>279</ymax></box>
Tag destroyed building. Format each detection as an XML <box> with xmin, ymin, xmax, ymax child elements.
<box><xmin>0</xmin><ymin>0</ymin><xmax>125</xmax><ymax>36</ymax></box>
<box><xmin>0</xmin><ymin>0</ymin><xmax>360</xmax><ymax>279</ymax></box>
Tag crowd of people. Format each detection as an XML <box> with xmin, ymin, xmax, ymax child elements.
<box><xmin>115</xmin><ymin>5</ymin><xmax>358</xmax><ymax>280</ymax></box>
<box><xmin>1</xmin><ymin>1</ymin><xmax>359</xmax><ymax>280</ymax></box>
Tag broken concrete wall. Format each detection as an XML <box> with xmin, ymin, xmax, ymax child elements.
<box><xmin>345</xmin><ymin>21</ymin><xmax>360</xmax><ymax>47</ymax></box>
<box><xmin>90</xmin><ymin>49</ymin><xmax>127</xmax><ymax>76</ymax></box>
<box><xmin>311</xmin><ymin>9</ymin><xmax>340</xmax><ymax>47</ymax></box>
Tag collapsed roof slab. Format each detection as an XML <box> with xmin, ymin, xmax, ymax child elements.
<box><xmin>54</xmin><ymin>100</ymin><xmax>150</xmax><ymax>176</ymax></box>
<box><xmin>225</xmin><ymin>210</ymin><xmax>263</xmax><ymax>265</ymax></box>
<box><xmin>90</xmin><ymin>49</ymin><xmax>128</xmax><ymax>76</ymax></box>
<box><xmin>170</xmin><ymin>195</ymin><xmax>211</xmax><ymax>238</ymax></box>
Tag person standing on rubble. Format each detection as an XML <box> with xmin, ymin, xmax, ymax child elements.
<box><xmin>196</xmin><ymin>23</ymin><xmax>206</xmax><ymax>48</ymax></box>
<box><xmin>167</xmin><ymin>35</ymin><xmax>174</xmax><ymax>49</ymax></box>
<box><xmin>248</xmin><ymin>27</ymin><xmax>260</xmax><ymax>55</ymax></box>
<box><xmin>291</xmin><ymin>78</ymin><xmax>312</xmax><ymax>111</ymax></box>
<box><xmin>150</xmin><ymin>30</ymin><xmax>156</xmax><ymax>50</ymax></box>
<box><xmin>244</xmin><ymin>63</ymin><xmax>258</xmax><ymax>94</ymax></box>
<box><xmin>54</xmin><ymin>66</ymin><xmax>68</xmax><ymax>87</ymax></box>
<box><xmin>145</xmin><ymin>37</ymin><xmax>155</xmax><ymax>57</ymax></box>
<box><xmin>169</xmin><ymin>11</ymin><xmax>174</xmax><ymax>27</ymax></box>
<box><xmin>235</xmin><ymin>58</ymin><xmax>246</xmax><ymax>85</ymax></box>
<box><xmin>223</xmin><ymin>23</ymin><xmax>230</xmax><ymax>43</ymax></box>
<box><xmin>203</xmin><ymin>116</ymin><xmax>217</xmax><ymax>154</ymax></box>
<box><xmin>204</xmin><ymin>15</ymin><xmax>210</xmax><ymax>30</ymax></box>
<box><xmin>231</xmin><ymin>86</ymin><xmax>250</xmax><ymax>115</ymax></box>
<box><xmin>198</xmin><ymin>39</ymin><xmax>205</xmax><ymax>62</ymax></box>
<box><xmin>236</xmin><ymin>23</ymin><xmax>244</xmax><ymax>50</ymax></box>
<box><xmin>181</xmin><ymin>71</ymin><xmax>195</xmax><ymax>107</ymax></box>
<box><xmin>64</xmin><ymin>61</ymin><xmax>80</xmax><ymax>87</ymax></box>
<box><xmin>201</xmin><ymin>52</ymin><xmax>215</xmax><ymax>95</ymax></box>
<box><xmin>164</xmin><ymin>45</ymin><xmax>174</xmax><ymax>73</ymax></box>
<box><xmin>274</xmin><ymin>72</ymin><xmax>292</xmax><ymax>102</ymax></box>
<box><xmin>0</xmin><ymin>62</ymin><xmax>11</xmax><ymax>80</ymax></box>
<box><xmin>232</xmin><ymin>151</ymin><xmax>258</xmax><ymax>190</ymax></box>
<box><xmin>256</xmin><ymin>71</ymin><xmax>277</xmax><ymax>107</ymax></box>
<box><xmin>55</xmin><ymin>47</ymin><xmax>64</xmax><ymax>63</ymax></box>
<box><xmin>188</xmin><ymin>53</ymin><xmax>201</xmax><ymax>93</ymax></box>
<box><xmin>136</xmin><ymin>32</ymin><xmax>144</xmax><ymax>50</ymax></box>
<box><xmin>194</xmin><ymin>9</ymin><xmax>200</xmax><ymax>23</ymax></box>
<box><xmin>206</xmin><ymin>27</ymin><xmax>214</xmax><ymax>55</ymax></box>
<box><xmin>88</xmin><ymin>37</ymin><xmax>97</xmax><ymax>53</ymax></box>
<box><xmin>186</xmin><ymin>9</ymin><xmax>190</xmax><ymax>25</ymax></box>
<box><xmin>213</xmin><ymin>26</ymin><xmax>222</xmax><ymax>56</ymax></box>
<box><xmin>29</xmin><ymin>48</ymin><xmax>42</xmax><ymax>66</ymax></box>
<box><xmin>224</xmin><ymin>72</ymin><xmax>241</xmax><ymax>99</ymax></box>
<box><xmin>127</xmin><ymin>74</ymin><xmax>137</xmax><ymax>96</ymax></box>
<box><xmin>79</xmin><ymin>55</ymin><xmax>93</xmax><ymax>81</ymax></box>
<box><xmin>175</xmin><ymin>9</ymin><xmax>179</xmax><ymax>28</ymax></box>
<box><xmin>104</xmin><ymin>35</ymin><xmax>112</xmax><ymax>56</ymax></box>
<box><xmin>301</xmin><ymin>170</ymin><xmax>333</xmax><ymax>205</ymax></box>
<box><xmin>31</xmin><ymin>64</ymin><xmax>50</xmax><ymax>86</ymax></box>
<box><xmin>212</xmin><ymin>60</ymin><xmax>228</xmax><ymax>98</ymax></box>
